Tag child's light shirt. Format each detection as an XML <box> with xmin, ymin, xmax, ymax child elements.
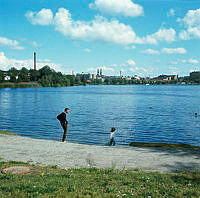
<box><xmin>110</xmin><ymin>131</ymin><xmax>116</xmax><ymax>139</ymax></box>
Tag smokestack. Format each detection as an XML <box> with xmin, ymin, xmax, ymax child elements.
<box><xmin>34</xmin><ymin>52</ymin><xmax>36</xmax><ymax>70</ymax></box>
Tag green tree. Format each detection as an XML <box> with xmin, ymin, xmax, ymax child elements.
<box><xmin>75</xmin><ymin>76</ymin><xmax>81</xmax><ymax>85</ymax></box>
<box><xmin>29</xmin><ymin>69</ymin><xmax>40</xmax><ymax>81</ymax></box>
<box><xmin>39</xmin><ymin>65</ymin><xmax>55</xmax><ymax>78</ymax></box>
<box><xmin>8</xmin><ymin>67</ymin><xmax>19</xmax><ymax>82</ymax></box>
<box><xmin>38</xmin><ymin>76</ymin><xmax>51</xmax><ymax>86</ymax></box>
<box><xmin>0</xmin><ymin>70</ymin><xmax>4</xmax><ymax>82</ymax></box>
<box><xmin>66</xmin><ymin>75</ymin><xmax>75</xmax><ymax>86</ymax></box>
<box><xmin>18</xmin><ymin>67</ymin><xmax>30</xmax><ymax>82</ymax></box>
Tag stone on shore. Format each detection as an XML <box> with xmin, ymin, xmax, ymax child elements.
<box><xmin>1</xmin><ymin>166</ymin><xmax>31</xmax><ymax>174</ymax></box>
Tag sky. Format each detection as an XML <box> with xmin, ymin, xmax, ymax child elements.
<box><xmin>0</xmin><ymin>0</ymin><xmax>200</xmax><ymax>77</ymax></box>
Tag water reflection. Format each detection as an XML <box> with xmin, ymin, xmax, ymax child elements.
<box><xmin>0</xmin><ymin>85</ymin><xmax>200</xmax><ymax>146</ymax></box>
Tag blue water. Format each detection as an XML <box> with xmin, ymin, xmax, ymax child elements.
<box><xmin>0</xmin><ymin>85</ymin><xmax>200</xmax><ymax>146</ymax></box>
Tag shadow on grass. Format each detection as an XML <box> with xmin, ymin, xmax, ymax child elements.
<box><xmin>171</xmin><ymin>170</ymin><xmax>200</xmax><ymax>185</ymax></box>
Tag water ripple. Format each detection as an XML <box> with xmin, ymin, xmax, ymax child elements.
<box><xmin>0</xmin><ymin>85</ymin><xmax>200</xmax><ymax>146</ymax></box>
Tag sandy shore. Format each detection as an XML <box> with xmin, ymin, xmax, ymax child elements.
<box><xmin>0</xmin><ymin>134</ymin><xmax>200</xmax><ymax>173</ymax></box>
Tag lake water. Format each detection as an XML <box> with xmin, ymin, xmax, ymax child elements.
<box><xmin>0</xmin><ymin>85</ymin><xmax>200</xmax><ymax>146</ymax></box>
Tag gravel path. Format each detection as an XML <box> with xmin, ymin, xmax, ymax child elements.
<box><xmin>0</xmin><ymin>134</ymin><xmax>200</xmax><ymax>173</ymax></box>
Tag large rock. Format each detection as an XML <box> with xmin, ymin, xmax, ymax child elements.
<box><xmin>1</xmin><ymin>166</ymin><xmax>31</xmax><ymax>174</ymax></box>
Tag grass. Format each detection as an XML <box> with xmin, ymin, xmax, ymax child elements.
<box><xmin>0</xmin><ymin>82</ymin><xmax>41</xmax><ymax>88</ymax></box>
<box><xmin>0</xmin><ymin>130</ymin><xmax>17</xmax><ymax>136</ymax></box>
<box><xmin>0</xmin><ymin>161</ymin><xmax>200</xmax><ymax>198</ymax></box>
<box><xmin>129</xmin><ymin>142</ymin><xmax>200</xmax><ymax>150</ymax></box>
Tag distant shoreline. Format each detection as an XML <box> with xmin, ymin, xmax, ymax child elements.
<box><xmin>1</xmin><ymin>82</ymin><xmax>200</xmax><ymax>89</ymax></box>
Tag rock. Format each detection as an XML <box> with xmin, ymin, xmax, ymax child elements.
<box><xmin>1</xmin><ymin>166</ymin><xmax>31</xmax><ymax>174</ymax></box>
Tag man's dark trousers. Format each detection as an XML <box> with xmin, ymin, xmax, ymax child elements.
<box><xmin>61</xmin><ymin>121</ymin><xmax>68</xmax><ymax>142</ymax></box>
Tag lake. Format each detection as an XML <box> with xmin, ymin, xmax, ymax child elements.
<box><xmin>0</xmin><ymin>85</ymin><xmax>200</xmax><ymax>146</ymax></box>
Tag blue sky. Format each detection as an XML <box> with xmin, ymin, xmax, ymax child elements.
<box><xmin>0</xmin><ymin>0</ymin><xmax>200</xmax><ymax>77</ymax></box>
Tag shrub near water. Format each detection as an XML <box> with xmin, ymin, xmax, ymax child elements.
<box><xmin>0</xmin><ymin>161</ymin><xmax>200</xmax><ymax>198</ymax></box>
<box><xmin>0</xmin><ymin>82</ymin><xmax>41</xmax><ymax>88</ymax></box>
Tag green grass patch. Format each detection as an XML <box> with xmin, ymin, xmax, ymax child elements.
<box><xmin>0</xmin><ymin>82</ymin><xmax>41</xmax><ymax>88</ymax></box>
<box><xmin>0</xmin><ymin>161</ymin><xmax>200</xmax><ymax>198</ymax></box>
<box><xmin>129</xmin><ymin>142</ymin><xmax>200</xmax><ymax>150</ymax></box>
<box><xmin>0</xmin><ymin>130</ymin><xmax>17</xmax><ymax>136</ymax></box>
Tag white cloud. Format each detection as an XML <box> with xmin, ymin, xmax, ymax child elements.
<box><xmin>25</xmin><ymin>8</ymin><xmax>53</xmax><ymax>25</ymax></box>
<box><xmin>127</xmin><ymin>59</ymin><xmax>136</xmax><ymax>66</ymax></box>
<box><xmin>129</xmin><ymin>66</ymin><xmax>148</xmax><ymax>74</ymax></box>
<box><xmin>89</xmin><ymin>0</ymin><xmax>144</xmax><ymax>17</ymax></box>
<box><xmin>26</xmin><ymin>8</ymin><xmax>177</xmax><ymax>46</ymax></box>
<box><xmin>183</xmin><ymin>59</ymin><xmax>199</xmax><ymax>64</ymax></box>
<box><xmin>0</xmin><ymin>37</ymin><xmax>24</xmax><ymax>50</ymax></box>
<box><xmin>125</xmin><ymin>45</ymin><xmax>136</xmax><ymax>50</ymax></box>
<box><xmin>53</xmin><ymin>8</ymin><xmax>142</xmax><ymax>46</ymax></box>
<box><xmin>141</xmin><ymin>48</ymin><xmax>159</xmax><ymax>55</ymax></box>
<box><xmin>162</xmin><ymin>48</ymin><xmax>187</xmax><ymax>54</ymax></box>
<box><xmin>168</xmin><ymin>66</ymin><xmax>179</xmax><ymax>75</ymax></box>
<box><xmin>87</xmin><ymin>59</ymin><xmax>151</xmax><ymax>76</ymax></box>
<box><xmin>84</xmin><ymin>48</ymin><xmax>92</xmax><ymax>52</ymax></box>
<box><xmin>29</xmin><ymin>41</ymin><xmax>41</xmax><ymax>48</ymax></box>
<box><xmin>171</xmin><ymin>59</ymin><xmax>199</xmax><ymax>64</ymax></box>
<box><xmin>143</xmin><ymin>28</ymin><xmax>176</xmax><ymax>44</ymax></box>
<box><xmin>0</xmin><ymin>52</ymin><xmax>70</xmax><ymax>73</ymax></box>
<box><xmin>182</xmin><ymin>8</ymin><xmax>200</xmax><ymax>27</ymax></box>
<box><xmin>179</xmin><ymin>8</ymin><xmax>200</xmax><ymax>40</ymax></box>
<box><xmin>87</xmin><ymin>66</ymin><xmax>115</xmax><ymax>72</ymax></box>
<box><xmin>101</xmin><ymin>66</ymin><xmax>115</xmax><ymax>72</ymax></box>
<box><xmin>167</xmin><ymin>8</ymin><xmax>175</xmax><ymax>17</ymax></box>
<box><xmin>179</xmin><ymin>30</ymin><xmax>190</xmax><ymax>40</ymax></box>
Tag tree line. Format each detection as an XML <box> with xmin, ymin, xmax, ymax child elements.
<box><xmin>0</xmin><ymin>66</ymin><xmax>85</xmax><ymax>87</ymax></box>
<box><xmin>1</xmin><ymin>65</ymin><xmax>200</xmax><ymax>88</ymax></box>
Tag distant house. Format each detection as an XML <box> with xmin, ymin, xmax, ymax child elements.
<box><xmin>2</xmin><ymin>71</ymin><xmax>10</xmax><ymax>81</ymax></box>
<box><xmin>4</xmin><ymin>75</ymin><xmax>10</xmax><ymax>81</ymax></box>
<box><xmin>133</xmin><ymin>75</ymin><xmax>141</xmax><ymax>80</ymax></box>
<box><xmin>85</xmin><ymin>80</ymin><xmax>92</xmax><ymax>83</ymax></box>
<box><xmin>153</xmin><ymin>74</ymin><xmax>178</xmax><ymax>81</ymax></box>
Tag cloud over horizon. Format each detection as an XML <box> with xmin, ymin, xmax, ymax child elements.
<box><xmin>0</xmin><ymin>52</ymin><xmax>70</xmax><ymax>73</ymax></box>
<box><xmin>161</xmin><ymin>48</ymin><xmax>187</xmax><ymax>54</ymax></box>
<box><xmin>0</xmin><ymin>37</ymin><xmax>24</xmax><ymax>50</ymax></box>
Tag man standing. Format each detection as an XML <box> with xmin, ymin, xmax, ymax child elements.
<box><xmin>57</xmin><ymin>108</ymin><xmax>70</xmax><ymax>142</ymax></box>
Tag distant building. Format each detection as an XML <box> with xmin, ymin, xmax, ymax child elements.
<box><xmin>121</xmin><ymin>76</ymin><xmax>132</xmax><ymax>80</ymax></box>
<box><xmin>34</xmin><ymin>52</ymin><xmax>37</xmax><ymax>70</ymax></box>
<box><xmin>97</xmin><ymin>69</ymin><xmax>100</xmax><ymax>76</ymax></box>
<box><xmin>76</xmin><ymin>73</ymin><xmax>92</xmax><ymax>80</ymax></box>
<box><xmin>133</xmin><ymin>75</ymin><xmax>141</xmax><ymax>80</ymax></box>
<box><xmin>153</xmin><ymin>74</ymin><xmax>178</xmax><ymax>81</ymax></box>
<box><xmin>190</xmin><ymin>71</ymin><xmax>200</xmax><ymax>80</ymax></box>
<box><xmin>92</xmin><ymin>74</ymin><xmax>96</xmax><ymax>79</ymax></box>
<box><xmin>100</xmin><ymin>68</ymin><xmax>102</xmax><ymax>76</ymax></box>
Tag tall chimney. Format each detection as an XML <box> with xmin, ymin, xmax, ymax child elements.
<box><xmin>34</xmin><ymin>52</ymin><xmax>36</xmax><ymax>70</ymax></box>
